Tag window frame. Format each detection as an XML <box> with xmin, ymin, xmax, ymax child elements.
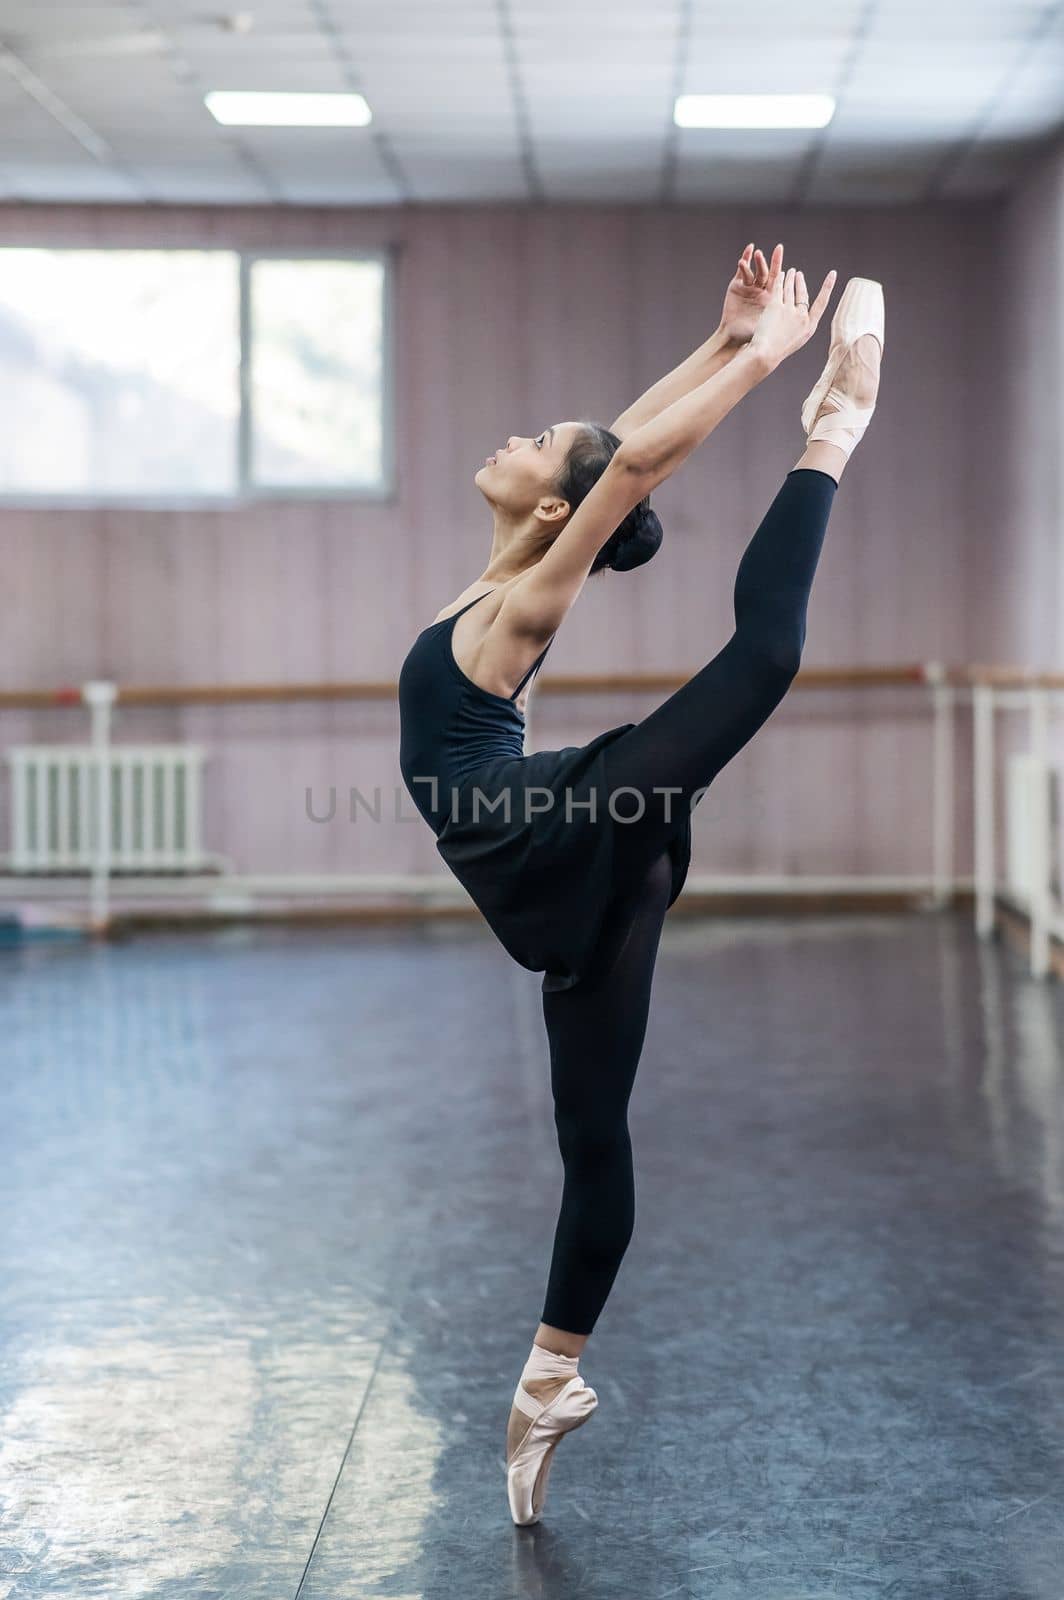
<box><xmin>0</xmin><ymin>242</ymin><xmax>397</xmax><ymax>509</ymax></box>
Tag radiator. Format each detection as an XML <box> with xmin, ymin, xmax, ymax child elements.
<box><xmin>5</xmin><ymin>745</ymin><xmax>210</xmax><ymax>873</ymax></box>
<box><xmin>1005</xmin><ymin>752</ymin><xmax>1061</xmax><ymax>903</ymax></box>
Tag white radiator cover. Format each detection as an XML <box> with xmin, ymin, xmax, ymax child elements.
<box><xmin>1005</xmin><ymin>753</ymin><xmax>1060</xmax><ymax>902</ymax></box>
<box><xmin>5</xmin><ymin>745</ymin><xmax>209</xmax><ymax>873</ymax></box>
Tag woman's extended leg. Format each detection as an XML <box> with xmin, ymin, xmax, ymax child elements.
<box><xmin>537</xmin><ymin>848</ymin><xmax>675</xmax><ymax>1343</ymax></box>
<box><xmin>529</xmin><ymin>466</ymin><xmax>838</xmax><ymax>1349</ymax></box>
<box><xmin>600</xmin><ymin>465</ymin><xmax>838</xmax><ymax>877</ymax></box>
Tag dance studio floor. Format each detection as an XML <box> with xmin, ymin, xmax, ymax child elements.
<box><xmin>2</xmin><ymin>908</ymin><xmax>1063</xmax><ymax>1599</ymax></box>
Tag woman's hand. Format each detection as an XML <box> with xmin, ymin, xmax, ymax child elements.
<box><xmin>748</xmin><ymin>264</ymin><xmax>837</xmax><ymax>370</ymax></box>
<box><xmin>718</xmin><ymin>242</ymin><xmax>784</xmax><ymax>344</ymax></box>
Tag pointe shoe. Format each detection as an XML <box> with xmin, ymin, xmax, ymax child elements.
<box><xmin>800</xmin><ymin>276</ymin><xmax>885</xmax><ymax>460</ymax></box>
<box><xmin>505</xmin><ymin>1371</ymin><xmax>598</xmax><ymax>1525</ymax></box>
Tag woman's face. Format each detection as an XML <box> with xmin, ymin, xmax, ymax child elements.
<box><xmin>474</xmin><ymin>421</ymin><xmax>582</xmax><ymax>514</ymax></box>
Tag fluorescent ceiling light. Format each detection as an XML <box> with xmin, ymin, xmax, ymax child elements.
<box><xmin>204</xmin><ymin>91</ymin><xmax>371</xmax><ymax>127</ymax></box>
<box><xmin>674</xmin><ymin>94</ymin><xmax>835</xmax><ymax>129</ymax></box>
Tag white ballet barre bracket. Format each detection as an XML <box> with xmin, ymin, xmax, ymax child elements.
<box><xmin>973</xmin><ymin>683</ymin><xmax>996</xmax><ymax>940</ymax></box>
<box><xmin>926</xmin><ymin>663</ymin><xmax>956</xmax><ymax>909</ymax></box>
<box><xmin>83</xmin><ymin>680</ymin><xmax>117</xmax><ymax>934</ymax></box>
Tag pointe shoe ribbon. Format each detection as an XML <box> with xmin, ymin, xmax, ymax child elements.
<box><xmin>800</xmin><ymin>276</ymin><xmax>885</xmax><ymax>459</ymax></box>
<box><xmin>505</xmin><ymin>1372</ymin><xmax>598</xmax><ymax>1526</ymax></box>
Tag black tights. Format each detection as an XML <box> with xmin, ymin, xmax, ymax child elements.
<box><xmin>540</xmin><ymin>468</ymin><xmax>838</xmax><ymax>1335</ymax></box>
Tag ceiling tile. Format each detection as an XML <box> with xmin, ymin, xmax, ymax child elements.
<box><xmin>0</xmin><ymin>0</ymin><xmax>1056</xmax><ymax>205</ymax></box>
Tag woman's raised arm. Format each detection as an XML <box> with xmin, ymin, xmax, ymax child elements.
<box><xmin>623</xmin><ymin>265</ymin><xmax>834</xmax><ymax>479</ymax></box>
<box><xmin>502</xmin><ymin>343</ymin><xmax>774</xmax><ymax>641</ymax></box>
<box><xmin>608</xmin><ymin>243</ymin><xmax>785</xmax><ymax>441</ymax></box>
<box><xmin>502</xmin><ymin>264</ymin><xmax>831</xmax><ymax>646</ymax></box>
<box><xmin>608</xmin><ymin>324</ymin><xmax>741</xmax><ymax>441</ymax></box>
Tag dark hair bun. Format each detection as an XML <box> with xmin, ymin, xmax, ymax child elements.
<box><xmin>554</xmin><ymin>422</ymin><xmax>665</xmax><ymax>576</ymax></box>
<box><xmin>603</xmin><ymin>501</ymin><xmax>663</xmax><ymax>573</ymax></box>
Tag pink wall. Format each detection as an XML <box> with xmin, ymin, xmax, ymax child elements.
<box><xmin>993</xmin><ymin>133</ymin><xmax>1064</xmax><ymax>669</ymax></box>
<box><xmin>0</xmin><ymin>200</ymin><xmax>1006</xmax><ymax>884</ymax></box>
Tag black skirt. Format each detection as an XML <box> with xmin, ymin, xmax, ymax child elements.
<box><xmin>434</xmin><ymin>723</ymin><xmax>692</xmax><ymax>992</ymax></box>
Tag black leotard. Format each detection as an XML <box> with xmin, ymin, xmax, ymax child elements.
<box><xmin>397</xmin><ymin>591</ymin><xmax>691</xmax><ymax>991</ymax></box>
<box><xmin>398</xmin><ymin>591</ymin><xmax>553</xmax><ymax>831</ymax></box>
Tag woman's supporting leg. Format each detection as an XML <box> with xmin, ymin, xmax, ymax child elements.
<box><xmin>601</xmin><ymin>466</ymin><xmax>838</xmax><ymax>878</ymax></box>
<box><xmin>538</xmin><ymin>849</ymin><xmax>675</xmax><ymax>1341</ymax></box>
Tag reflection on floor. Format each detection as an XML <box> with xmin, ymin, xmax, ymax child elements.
<box><xmin>1</xmin><ymin>910</ymin><xmax>1063</xmax><ymax>1600</ymax></box>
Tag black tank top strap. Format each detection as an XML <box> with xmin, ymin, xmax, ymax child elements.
<box><xmin>439</xmin><ymin>586</ymin><xmax>552</xmax><ymax>702</ymax></box>
<box><xmin>439</xmin><ymin>588</ymin><xmax>495</xmax><ymax>627</ymax></box>
<box><xmin>512</xmin><ymin>635</ymin><xmax>554</xmax><ymax>698</ymax></box>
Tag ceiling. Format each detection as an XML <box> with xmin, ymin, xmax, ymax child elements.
<box><xmin>0</xmin><ymin>0</ymin><xmax>1061</xmax><ymax>207</ymax></box>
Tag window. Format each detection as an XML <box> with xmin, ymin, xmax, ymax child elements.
<box><xmin>0</xmin><ymin>246</ymin><xmax>393</xmax><ymax>503</ymax></box>
<box><xmin>245</xmin><ymin>255</ymin><xmax>386</xmax><ymax>491</ymax></box>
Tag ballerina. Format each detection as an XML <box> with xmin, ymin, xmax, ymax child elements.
<box><xmin>397</xmin><ymin>244</ymin><xmax>885</xmax><ymax>1523</ymax></box>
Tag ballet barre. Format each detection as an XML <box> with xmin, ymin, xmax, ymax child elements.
<box><xmin>0</xmin><ymin>662</ymin><xmax>937</xmax><ymax>709</ymax></box>
<box><xmin>0</xmin><ymin>663</ymin><xmax>1060</xmax><ymax>978</ymax></box>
